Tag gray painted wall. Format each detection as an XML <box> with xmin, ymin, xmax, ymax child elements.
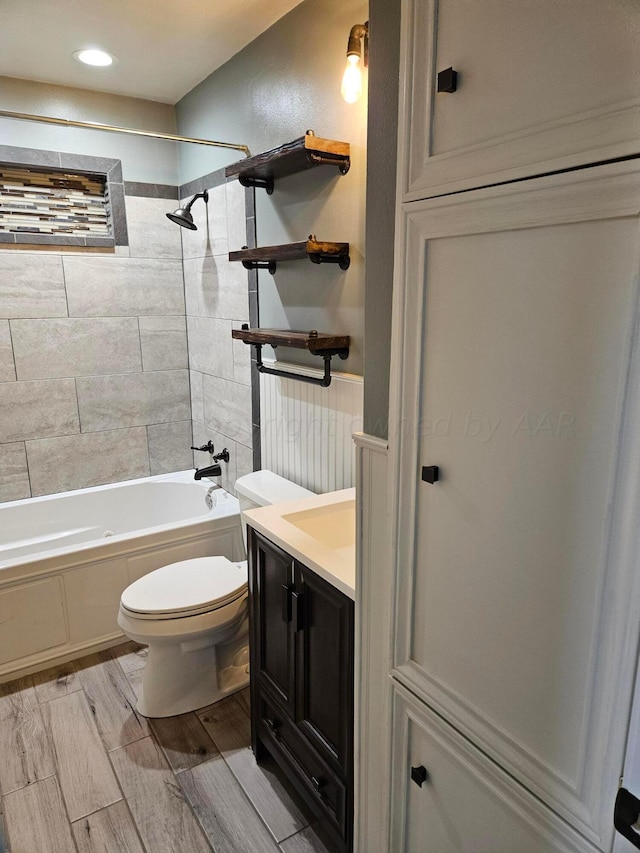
<box><xmin>0</xmin><ymin>76</ymin><xmax>180</xmax><ymax>185</ymax></box>
<box><xmin>175</xmin><ymin>0</ymin><xmax>368</xmax><ymax>375</ymax></box>
<box><xmin>363</xmin><ymin>0</ymin><xmax>400</xmax><ymax>438</ymax></box>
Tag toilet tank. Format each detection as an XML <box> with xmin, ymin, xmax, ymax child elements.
<box><xmin>235</xmin><ymin>470</ymin><xmax>315</xmax><ymax>549</ymax></box>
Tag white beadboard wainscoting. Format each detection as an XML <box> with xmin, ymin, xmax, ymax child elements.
<box><xmin>260</xmin><ymin>362</ymin><xmax>363</xmax><ymax>494</ymax></box>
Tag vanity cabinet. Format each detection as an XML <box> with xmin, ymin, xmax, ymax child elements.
<box><xmin>248</xmin><ymin>527</ymin><xmax>354</xmax><ymax>852</ymax></box>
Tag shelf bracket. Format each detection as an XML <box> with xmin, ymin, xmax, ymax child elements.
<box><xmin>307</xmin><ymin>152</ymin><xmax>351</xmax><ymax>175</ymax></box>
<box><xmin>253</xmin><ymin>344</ymin><xmax>349</xmax><ymax>388</ymax></box>
<box><xmin>238</xmin><ymin>174</ymin><xmax>274</xmax><ymax>195</ymax></box>
<box><xmin>241</xmin><ymin>259</ymin><xmax>277</xmax><ymax>274</ymax></box>
<box><xmin>308</xmin><ymin>249</ymin><xmax>351</xmax><ymax>270</ymax></box>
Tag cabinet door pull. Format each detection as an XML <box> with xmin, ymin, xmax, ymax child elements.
<box><xmin>411</xmin><ymin>765</ymin><xmax>429</xmax><ymax>787</ymax></box>
<box><xmin>614</xmin><ymin>788</ymin><xmax>640</xmax><ymax>848</ymax></box>
<box><xmin>421</xmin><ymin>465</ymin><xmax>440</xmax><ymax>484</ymax></box>
<box><xmin>311</xmin><ymin>775</ymin><xmax>335</xmax><ymax>811</ymax></box>
<box><xmin>436</xmin><ymin>67</ymin><xmax>458</xmax><ymax>93</ymax></box>
<box><xmin>265</xmin><ymin>718</ymin><xmax>281</xmax><ymax>739</ymax></box>
<box><xmin>292</xmin><ymin>591</ymin><xmax>305</xmax><ymax>633</ymax></box>
<box><xmin>281</xmin><ymin>584</ymin><xmax>293</xmax><ymax>622</ymax></box>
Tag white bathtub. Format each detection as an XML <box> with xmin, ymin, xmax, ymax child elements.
<box><xmin>0</xmin><ymin>470</ymin><xmax>243</xmax><ymax>682</ymax></box>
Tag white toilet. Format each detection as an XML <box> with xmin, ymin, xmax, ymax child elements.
<box><xmin>117</xmin><ymin>470</ymin><xmax>314</xmax><ymax>717</ymax></box>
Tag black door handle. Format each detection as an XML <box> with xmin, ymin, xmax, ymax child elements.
<box><xmin>281</xmin><ymin>584</ymin><xmax>293</xmax><ymax>622</ymax></box>
<box><xmin>614</xmin><ymin>788</ymin><xmax>640</xmax><ymax>848</ymax></box>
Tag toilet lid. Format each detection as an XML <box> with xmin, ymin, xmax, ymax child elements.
<box><xmin>120</xmin><ymin>557</ymin><xmax>247</xmax><ymax>617</ymax></box>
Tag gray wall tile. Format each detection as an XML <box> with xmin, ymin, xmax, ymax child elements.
<box><xmin>235</xmin><ymin>440</ymin><xmax>254</xmax><ymax>480</ymax></box>
<box><xmin>77</xmin><ymin>370</ymin><xmax>190</xmax><ymax>432</ymax></box>
<box><xmin>147</xmin><ymin>421</ymin><xmax>193</xmax><ymax>475</ymax></box>
<box><xmin>231</xmin><ymin>321</ymin><xmax>251</xmax><ymax>386</ymax></box>
<box><xmin>202</xmin><ymin>374</ymin><xmax>251</xmax><ymax>447</ymax></box>
<box><xmin>186</xmin><ymin>316</ymin><xmax>233</xmax><ymax>379</ymax></box>
<box><xmin>125</xmin><ymin>196</ymin><xmax>183</xmax><ymax>259</ymax></box>
<box><xmin>0</xmin><ymin>379</ymin><xmax>79</xmax><ymax>442</ymax></box>
<box><xmin>0</xmin><ymin>321</ymin><xmax>15</xmax><ymax>382</ymax></box>
<box><xmin>11</xmin><ymin>318</ymin><xmax>142</xmax><ymax>380</ymax></box>
<box><xmin>183</xmin><ymin>255</ymin><xmax>249</xmax><ymax>321</ymax></box>
<box><xmin>226</xmin><ymin>181</ymin><xmax>247</xmax><ymax>252</ymax></box>
<box><xmin>63</xmin><ymin>257</ymin><xmax>185</xmax><ymax>317</ymax></box>
<box><xmin>179</xmin><ymin>167</ymin><xmax>226</xmax><ymax>200</ymax></box>
<box><xmin>26</xmin><ymin>428</ymin><xmax>150</xmax><ymax>497</ymax></box>
<box><xmin>0</xmin><ymin>443</ymin><xmax>31</xmax><ymax>502</ymax></box>
<box><xmin>58</xmin><ymin>152</ymin><xmax>120</xmax><ymax>174</ymax></box>
<box><xmin>124</xmin><ymin>183</ymin><xmax>178</xmax><ymax>200</ymax></box>
<box><xmin>190</xmin><ymin>370</ymin><xmax>204</xmax><ymax>424</ymax></box>
<box><xmin>0</xmin><ymin>145</ymin><xmax>61</xmax><ymax>168</ymax></box>
<box><xmin>108</xmin><ymin>162</ymin><xmax>124</xmax><ymax>184</ymax></box>
<box><xmin>180</xmin><ymin>184</ymin><xmax>228</xmax><ymax>260</ymax></box>
<box><xmin>106</xmin><ymin>182</ymin><xmax>129</xmax><ymax>247</ymax></box>
<box><xmin>0</xmin><ymin>254</ymin><xmax>67</xmax><ymax>318</ymax></box>
<box><xmin>139</xmin><ymin>316</ymin><xmax>188</xmax><ymax>371</ymax></box>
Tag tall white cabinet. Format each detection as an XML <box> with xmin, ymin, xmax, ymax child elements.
<box><xmin>379</xmin><ymin>2</ymin><xmax>640</xmax><ymax>851</ymax></box>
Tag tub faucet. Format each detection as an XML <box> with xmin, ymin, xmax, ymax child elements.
<box><xmin>194</xmin><ymin>464</ymin><xmax>221</xmax><ymax>480</ymax></box>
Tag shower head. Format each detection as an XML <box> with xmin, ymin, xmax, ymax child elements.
<box><xmin>166</xmin><ymin>207</ymin><xmax>197</xmax><ymax>229</ymax></box>
<box><xmin>166</xmin><ymin>190</ymin><xmax>208</xmax><ymax>230</ymax></box>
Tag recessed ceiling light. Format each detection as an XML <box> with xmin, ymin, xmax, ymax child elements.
<box><xmin>73</xmin><ymin>49</ymin><xmax>116</xmax><ymax>67</ymax></box>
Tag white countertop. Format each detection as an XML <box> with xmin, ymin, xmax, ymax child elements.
<box><xmin>243</xmin><ymin>487</ymin><xmax>356</xmax><ymax>599</ymax></box>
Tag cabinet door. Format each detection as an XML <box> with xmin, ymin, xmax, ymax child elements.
<box><xmin>390</xmin><ymin>160</ymin><xmax>640</xmax><ymax>849</ymax></box>
<box><xmin>390</xmin><ymin>683</ymin><xmax>599</xmax><ymax>853</ymax></box>
<box><xmin>248</xmin><ymin>529</ymin><xmax>295</xmax><ymax>716</ymax></box>
<box><xmin>400</xmin><ymin>0</ymin><xmax>640</xmax><ymax>201</ymax></box>
<box><xmin>294</xmin><ymin>562</ymin><xmax>354</xmax><ymax>777</ymax></box>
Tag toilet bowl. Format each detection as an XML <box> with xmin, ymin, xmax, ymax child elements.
<box><xmin>117</xmin><ymin>470</ymin><xmax>314</xmax><ymax>717</ymax></box>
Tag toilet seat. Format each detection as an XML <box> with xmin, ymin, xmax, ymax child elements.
<box><xmin>120</xmin><ymin>556</ymin><xmax>247</xmax><ymax>620</ymax></box>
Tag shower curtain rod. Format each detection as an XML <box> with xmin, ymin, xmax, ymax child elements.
<box><xmin>0</xmin><ymin>109</ymin><xmax>250</xmax><ymax>154</ymax></box>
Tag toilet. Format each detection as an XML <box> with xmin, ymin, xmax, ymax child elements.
<box><xmin>117</xmin><ymin>470</ymin><xmax>314</xmax><ymax>718</ymax></box>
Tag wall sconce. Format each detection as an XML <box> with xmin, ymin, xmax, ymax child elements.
<box><xmin>341</xmin><ymin>21</ymin><xmax>369</xmax><ymax>104</ymax></box>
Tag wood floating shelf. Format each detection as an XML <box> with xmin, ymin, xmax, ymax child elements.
<box><xmin>225</xmin><ymin>131</ymin><xmax>350</xmax><ymax>194</ymax></box>
<box><xmin>229</xmin><ymin>237</ymin><xmax>350</xmax><ymax>273</ymax></box>
<box><xmin>232</xmin><ymin>326</ymin><xmax>350</xmax><ymax>388</ymax></box>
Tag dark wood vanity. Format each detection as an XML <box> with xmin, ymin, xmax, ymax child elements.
<box><xmin>248</xmin><ymin>527</ymin><xmax>354</xmax><ymax>853</ymax></box>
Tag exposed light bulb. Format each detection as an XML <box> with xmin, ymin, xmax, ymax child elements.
<box><xmin>73</xmin><ymin>49</ymin><xmax>115</xmax><ymax>67</ymax></box>
<box><xmin>341</xmin><ymin>54</ymin><xmax>362</xmax><ymax>104</ymax></box>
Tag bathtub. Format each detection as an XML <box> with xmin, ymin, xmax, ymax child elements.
<box><xmin>0</xmin><ymin>470</ymin><xmax>244</xmax><ymax>682</ymax></box>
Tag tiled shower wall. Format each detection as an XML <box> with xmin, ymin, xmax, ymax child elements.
<box><xmin>0</xmin><ymin>187</ymin><xmax>194</xmax><ymax>501</ymax></box>
<box><xmin>184</xmin><ymin>171</ymin><xmax>255</xmax><ymax>496</ymax></box>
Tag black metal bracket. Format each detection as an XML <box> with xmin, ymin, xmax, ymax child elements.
<box><xmin>254</xmin><ymin>344</ymin><xmax>349</xmax><ymax>388</ymax></box>
<box><xmin>238</xmin><ymin>174</ymin><xmax>274</xmax><ymax>194</ymax></box>
<box><xmin>241</xmin><ymin>259</ymin><xmax>277</xmax><ymax>274</ymax></box>
<box><xmin>309</xmin><ymin>250</ymin><xmax>350</xmax><ymax>270</ymax></box>
<box><xmin>308</xmin><ymin>152</ymin><xmax>351</xmax><ymax>175</ymax></box>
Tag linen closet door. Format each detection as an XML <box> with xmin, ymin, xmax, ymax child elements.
<box><xmin>391</xmin><ymin>159</ymin><xmax>640</xmax><ymax>850</ymax></box>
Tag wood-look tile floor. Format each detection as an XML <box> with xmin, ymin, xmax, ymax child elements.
<box><xmin>0</xmin><ymin>643</ymin><xmax>331</xmax><ymax>853</ymax></box>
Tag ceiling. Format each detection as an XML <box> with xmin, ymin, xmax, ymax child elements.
<box><xmin>0</xmin><ymin>0</ymin><xmax>305</xmax><ymax>104</ymax></box>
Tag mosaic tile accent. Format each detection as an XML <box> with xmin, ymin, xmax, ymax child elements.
<box><xmin>0</xmin><ymin>167</ymin><xmax>110</xmax><ymax>238</ymax></box>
